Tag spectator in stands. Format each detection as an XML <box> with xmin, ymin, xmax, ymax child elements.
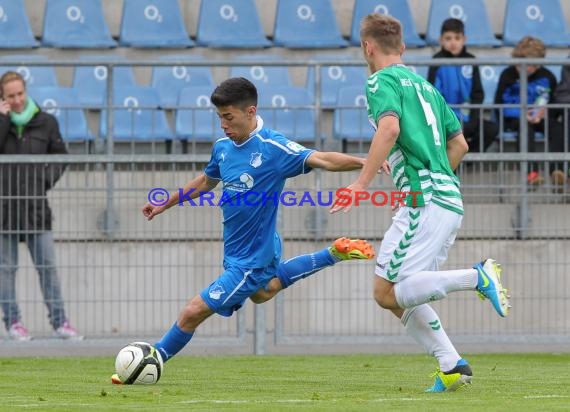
<box><xmin>0</xmin><ymin>71</ymin><xmax>82</xmax><ymax>341</ymax></box>
<box><xmin>112</xmin><ymin>77</ymin><xmax>375</xmax><ymax>383</ymax></box>
<box><xmin>428</xmin><ymin>18</ymin><xmax>498</xmax><ymax>152</ymax></box>
<box><xmin>494</xmin><ymin>36</ymin><xmax>558</xmax><ymax>186</ymax></box>
<box><xmin>536</xmin><ymin>62</ymin><xmax>570</xmax><ymax>190</ymax></box>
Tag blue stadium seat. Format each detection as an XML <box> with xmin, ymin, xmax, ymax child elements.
<box><xmin>402</xmin><ymin>54</ymin><xmax>430</xmax><ymax>80</ymax></box>
<box><xmin>305</xmin><ymin>55</ymin><xmax>368</xmax><ymax>107</ymax></box>
<box><xmin>350</xmin><ymin>0</ymin><xmax>425</xmax><ymax>47</ymax></box>
<box><xmin>195</xmin><ymin>0</ymin><xmax>271</xmax><ymax>48</ymax></box>
<box><xmin>230</xmin><ymin>54</ymin><xmax>293</xmax><ymax>88</ymax></box>
<box><xmin>72</xmin><ymin>55</ymin><xmax>137</xmax><ymax>108</ymax></box>
<box><xmin>151</xmin><ymin>55</ymin><xmax>214</xmax><ymax>109</ymax></box>
<box><xmin>273</xmin><ymin>0</ymin><xmax>348</xmax><ymax>48</ymax></box>
<box><xmin>0</xmin><ymin>0</ymin><xmax>39</xmax><ymax>48</ymax></box>
<box><xmin>99</xmin><ymin>86</ymin><xmax>173</xmax><ymax>141</ymax></box>
<box><xmin>42</xmin><ymin>0</ymin><xmax>117</xmax><ymax>48</ymax></box>
<box><xmin>119</xmin><ymin>0</ymin><xmax>193</xmax><ymax>48</ymax></box>
<box><xmin>28</xmin><ymin>86</ymin><xmax>93</xmax><ymax>141</ymax></box>
<box><xmin>175</xmin><ymin>86</ymin><xmax>220</xmax><ymax>141</ymax></box>
<box><xmin>479</xmin><ymin>64</ymin><xmax>506</xmax><ymax>104</ymax></box>
<box><xmin>333</xmin><ymin>86</ymin><xmax>371</xmax><ymax>141</ymax></box>
<box><xmin>503</xmin><ymin>0</ymin><xmax>570</xmax><ymax>47</ymax></box>
<box><xmin>0</xmin><ymin>55</ymin><xmax>58</xmax><ymax>87</ymax></box>
<box><xmin>406</xmin><ymin>64</ymin><xmax>429</xmax><ymax>80</ymax></box>
<box><xmin>257</xmin><ymin>86</ymin><xmax>317</xmax><ymax>142</ymax></box>
<box><xmin>425</xmin><ymin>0</ymin><xmax>500</xmax><ymax>47</ymax></box>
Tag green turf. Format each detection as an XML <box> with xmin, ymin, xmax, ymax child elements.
<box><xmin>2</xmin><ymin>353</ymin><xmax>569</xmax><ymax>411</ymax></box>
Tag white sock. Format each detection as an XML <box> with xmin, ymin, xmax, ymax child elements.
<box><xmin>402</xmin><ymin>304</ymin><xmax>460</xmax><ymax>372</ymax></box>
<box><xmin>394</xmin><ymin>268</ymin><xmax>478</xmax><ymax>308</ymax></box>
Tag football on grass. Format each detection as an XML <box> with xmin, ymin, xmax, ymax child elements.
<box><xmin>114</xmin><ymin>342</ymin><xmax>163</xmax><ymax>384</ymax></box>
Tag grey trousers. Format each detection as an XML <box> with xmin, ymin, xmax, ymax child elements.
<box><xmin>0</xmin><ymin>232</ymin><xmax>66</xmax><ymax>330</ymax></box>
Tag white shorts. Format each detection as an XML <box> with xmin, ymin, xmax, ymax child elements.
<box><xmin>375</xmin><ymin>202</ymin><xmax>462</xmax><ymax>283</ymax></box>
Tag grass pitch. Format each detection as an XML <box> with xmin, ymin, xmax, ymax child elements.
<box><xmin>2</xmin><ymin>353</ymin><xmax>569</xmax><ymax>411</ymax></box>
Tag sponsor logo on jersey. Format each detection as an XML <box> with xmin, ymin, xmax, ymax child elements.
<box><xmin>286</xmin><ymin>141</ymin><xmax>306</xmax><ymax>153</ymax></box>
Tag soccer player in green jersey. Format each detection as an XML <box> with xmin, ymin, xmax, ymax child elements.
<box><xmin>331</xmin><ymin>13</ymin><xmax>511</xmax><ymax>392</ymax></box>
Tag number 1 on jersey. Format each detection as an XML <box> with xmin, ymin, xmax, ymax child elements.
<box><xmin>414</xmin><ymin>83</ymin><xmax>441</xmax><ymax>146</ymax></box>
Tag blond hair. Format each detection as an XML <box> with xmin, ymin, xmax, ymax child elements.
<box><xmin>0</xmin><ymin>71</ymin><xmax>26</xmax><ymax>96</ymax></box>
<box><xmin>512</xmin><ymin>36</ymin><xmax>546</xmax><ymax>58</ymax></box>
<box><xmin>360</xmin><ymin>13</ymin><xmax>403</xmax><ymax>54</ymax></box>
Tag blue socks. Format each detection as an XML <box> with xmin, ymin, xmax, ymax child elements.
<box><xmin>276</xmin><ymin>248</ymin><xmax>336</xmax><ymax>289</ymax></box>
<box><xmin>154</xmin><ymin>322</ymin><xmax>194</xmax><ymax>362</ymax></box>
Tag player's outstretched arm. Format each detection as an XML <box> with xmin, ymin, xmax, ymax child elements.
<box><xmin>306</xmin><ymin>151</ymin><xmax>365</xmax><ymax>171</ymax></box>
<box><xmin>330</xmin><ymin>115</ymin><xmax>399</xmax><ymax>214</ymax></box>
<box><xmin>142</xmin><ymin>174</ymin><xmax>219</xmax><ymax>221</ymax></box>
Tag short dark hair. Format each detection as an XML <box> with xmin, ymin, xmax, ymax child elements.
<box><xmin>210</xmin><ymin>77</ymin><xmax>258</xmax><ymax>109</ymax></box>
<box><xmin>441</xmin><ymin>18</ymin><xmax>464</xmax><ymax>35</ymax></box>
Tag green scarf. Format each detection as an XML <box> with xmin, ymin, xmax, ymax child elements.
<box><xmin>10</xmin><ymin>98</ymin><xmax>39</xmax><ymax>138</ymax></box>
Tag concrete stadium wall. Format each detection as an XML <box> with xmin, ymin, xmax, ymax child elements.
<box><xmin>6</xmin><ymin>238</ymin><xmax>570</xmax><ymax>345</ymax></box>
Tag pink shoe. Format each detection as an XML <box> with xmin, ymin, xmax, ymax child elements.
<box><xmin>55</xmin><ymin>320</ymin><xmax>84</xmax><ymax>341</ymax></box>
<box><xmin>9</xmin><ymin>321</ymin><xmax>32</xmax><ymax>341</ymax></box>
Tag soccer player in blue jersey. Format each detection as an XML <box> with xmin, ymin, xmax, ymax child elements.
<box><xmin>331</xmin><ymin>14</ymin><xmax>510</xmax><ymax>392</ymax></box>
<box><xmin>112</xmin><ymin>77</ymin><xmax>374</xmax><ymax>383</ymax></box>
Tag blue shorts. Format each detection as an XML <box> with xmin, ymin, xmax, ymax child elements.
<box><xmin>200</xmin><ymin>257</ymin><xmax>280</xmax><ymax>317</ymax></box>
<box><xmin>200</xmin><ymin>234</ymin><xmax>282</xmax><ymax>317</ymax></box>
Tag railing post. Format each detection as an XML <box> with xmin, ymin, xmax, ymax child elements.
<box><xmin>99</xmin><ymin>63</ymin><xmax>119</xmax><ymax>240</ymax></box>
<box><xmin>313</xmin><ymin>62</ymin><xmax>325</xmax><ymax>241</ymax></box>
<box><xmin>518</xmin><ymin>64</ymin><xmax>530</xmax><ymax>240</ymax></box>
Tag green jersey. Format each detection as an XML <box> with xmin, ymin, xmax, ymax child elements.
<box><xmin>366</xmin><ymin>64</ymin><xmax>464</xmax><ymax>215</ymax></box>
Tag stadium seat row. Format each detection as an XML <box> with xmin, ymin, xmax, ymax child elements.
<box><xmin>4</xmin><ymin>53</ymin><xmax>563</xmax><ymax>109</ymax></box>
<box><xmin>32</xmin><ymin>56</ymin><xmax>563</xmax><ymax>145</ymax></box>
<box><xmin>34</xmin><ymin>75</ymin><xmax>557</xmax><ymax>146</ymax></box>
<box><xmin>1</xmin><ymin>54</ymin><xmax>371</xmax><ymax>108</ymax></box>
<box><xmin>1</xmin><ymin>0</ymin><xmax>569</xmax><ymax>49</ymax></box>
<box><xmin>29</xmin><ymin>84</ymin><xmax>325</xmax><ymax>143</ymax></box>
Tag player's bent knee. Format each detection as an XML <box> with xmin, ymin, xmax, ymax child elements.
<box><xmin>250</xmin><ymin>288</ymin><xmax>274</xmax><ymax>304</ymax></box>
<box><xmin>250</xmin><ymin>278</ymin><xmax>282</xmax><ymax>304</ymax></box>
<box><xmin>374</xmin><ymin>290</ymin><xmax>394</xmax><ymax>309</ymax></box>
<box><xmin>373</xmin><ymin>278</ymin><xmax>398</xmax><ymax>309</ymax></box>
<box><xmin>249</xmin><ymin>292</ymin><xmax>269</xmax><ymax>304</ymax></box>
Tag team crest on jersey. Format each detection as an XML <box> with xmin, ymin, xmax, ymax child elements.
<box><xmin>250</xmin><ymin>152</ymin><xmax>262</xmax><ymax>168</ymax></box>
<box><xmin>209</xmin><ymin>284</ymin><xmax>225</xmax><ymax>300</ymax></box>
<box><xmin>286</xmin><ymin>141</ymin><xmax>306</xmax><ymax>153</ymax></box>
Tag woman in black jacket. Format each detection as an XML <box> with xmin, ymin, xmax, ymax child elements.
<box><xmin>0</xmin><ymin>71</ymin><xmax>81</xmax><ymax>341</ymax></box>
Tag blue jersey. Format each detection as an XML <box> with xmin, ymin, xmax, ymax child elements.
<box><xmin>204</xmin><ymin>116</ymin><xmax>314</xmax><ymax>268</ymax></box>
